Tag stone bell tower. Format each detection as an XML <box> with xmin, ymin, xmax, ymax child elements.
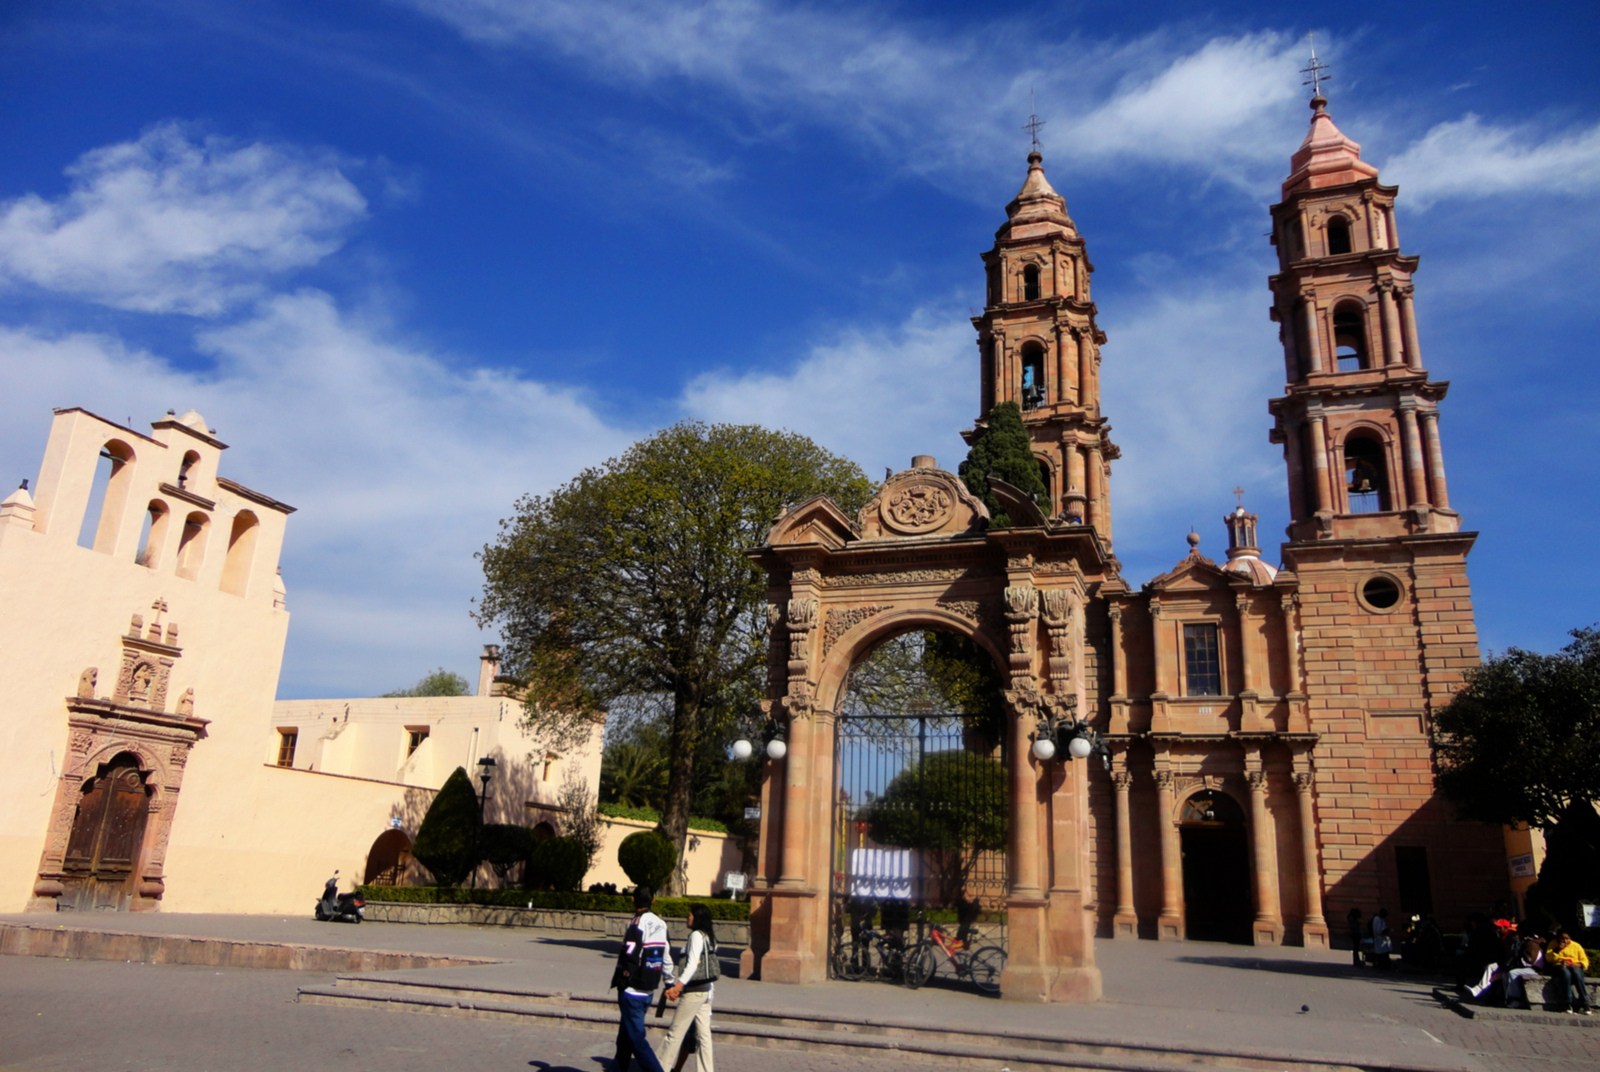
<box><xmin>970</xmin><ymin>150</ymin><xmax>1119</xmax><ymax>541</ymax></box>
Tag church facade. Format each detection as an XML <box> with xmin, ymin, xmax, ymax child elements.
<box><xmin>743</xmin><ymin>95</ymin><xmax>1504</xmax><ymax>1000</ymax></box>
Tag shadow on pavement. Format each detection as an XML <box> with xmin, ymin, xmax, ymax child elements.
<box><xmin>1176</xmin><ymin>956</ymin><xmax>1388</xmax><ymax>980</ymax></box>
<box><xmin>532</xmin><ymin>936</ymin><xmax>617</xmax><ymax>953</ymax></box>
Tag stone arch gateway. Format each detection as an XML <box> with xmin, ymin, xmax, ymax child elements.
<box><xmin>742</xmin><ymin>463</ymin><xmax>1109</xmax><ymax>1003</ymax></box>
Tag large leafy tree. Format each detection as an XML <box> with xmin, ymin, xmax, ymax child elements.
<box><xmin>476</xmin><ymin>420</ymin><xmax>872</xmax><ymax>891</ymax></box>
<box><xmin>958</xmin><ymin>401</ymin><xmax>1048</xmax><ymax>528</ymax></box>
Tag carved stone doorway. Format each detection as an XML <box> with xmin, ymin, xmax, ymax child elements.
<box><xmin>59</xmin><ymin>753</ymin><xmax>152</xmax><ymax>911</ymax></box>
<box><xmin>1179</xmin><ymin>790</ymin><xmax>1252</xmax><ymax>943</ymax></box>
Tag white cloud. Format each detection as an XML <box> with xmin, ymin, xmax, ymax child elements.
<box><xmin>1383</xmin><ymin>114</ymin><xmax>1600</xmax><ymax>207</ymax></box>
<box><xmin>0</xmin><ymin>295</ymin><xmax>632</xmax><ymax>697</ymax></box>
<box><xmin>0</xmin><ymin>122</ymin><xmax>367</xmax><ymax>315</ymax></box>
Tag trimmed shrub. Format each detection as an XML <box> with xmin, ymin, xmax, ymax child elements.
<box><xmin>528</xmin><ymin>836</ymin><xmax>588</xmax><ymax>892</ymax></box>
<box><xmin>357</xmin><ymin>885</ymin><xmax>750</xmax><ymax>920</ymax></box>
<box><xmin>480</xmin><ymin>823</ymin><xmax>537</xmax><ymax>881</ymax></box>
<box><xmin>412</xmin><ymin>767</ymin><xmax>483</xmax><ymax>886</ymax></box>
<box><xmin>618</xmin><ymin>830</ymin><xmax>677</xmax><ymax>890</ymax></box>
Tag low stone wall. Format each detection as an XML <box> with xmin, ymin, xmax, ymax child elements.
<box><xmin>364</xmin><ymin>901</ymin><xmax>750</xmax><ymax>947</ymax></box>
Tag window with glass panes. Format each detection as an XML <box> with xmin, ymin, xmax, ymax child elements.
<box><xmin>276</xmin><ymin>729</ymin><xmax>297</xmax><ymax>767</ymax></box>
<box><xmin>1183</xmin><ymin>624</ymin><xmax>1222</xmax><ymax>696</ymax></box>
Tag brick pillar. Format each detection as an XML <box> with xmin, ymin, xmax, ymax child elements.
<box><xmin>1420</xmin><ymin>410</ymin><xmax>1450</xmax><ymax>510</ymax></box>
<box><xmin>1398</xmin><ymin>286</ymin><xmax>1423</xmax><ymax>370</ymax></box>
<box><xmin>1112</xmin><ymin>765</ymin><xmax>1137</xmax><ymax>938</ymax></box>
<box><xmin>1399</xmin><ymin>404</ymin><xmax>1429</xmax><ymax>508</ymax></box>
<box><xmin>1154</xmin><ymin>766</ymin><xmax>1182</xmax><ymax>939</ymax></box>
<box><xmin>1245</xmin><ymin>759</ymin><xmax>1284</xmax><ymax>945</ymax></box>
<box><xmin>1379</xmin><ymin>284</ymin><xmax>1404</xmax><ymax>366</ymax></box>
<box><xmin>1294</xmin><ymin>766</ymin><xmax>1330</xmax><ymax>948</ymax></box>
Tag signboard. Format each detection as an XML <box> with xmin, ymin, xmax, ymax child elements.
<box><xmin>389</xmin><ymin>816</ymin><xmax>403</xmax><ymax>829</ymax></box>
<box><xmin>723</xmin><ymin>871</ymin><xmax>747</xmax><ymax>892</ymax></box>
<box><xmin>1508</xmin><ymin>853</ymin><xmax>1536</xmax><ymax>878</ymax></box>
<box><xmin>1582</xmin><ymin>902</ymin><xmax>1600</xmax><ymax>929</ymax></box>
<box><xmin>743</xmin><ymin>807</ymin><xmax>761</xmax><ymax>820</ymax></box>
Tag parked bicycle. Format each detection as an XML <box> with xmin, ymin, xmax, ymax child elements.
<box><xmin>832</xmin><ymin>921</ymin><xmax>908</xmax><ymax>983</ymax></box>
<box><xmin>903</xmin><ymin>920</ymin><xmax>1006</xmax><ymax>994</ymax></box>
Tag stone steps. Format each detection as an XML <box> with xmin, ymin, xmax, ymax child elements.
<box><xmin>296</xmin><ymin>974</ymin><xmax>1440</xmax><ymax>1072</ymax></box>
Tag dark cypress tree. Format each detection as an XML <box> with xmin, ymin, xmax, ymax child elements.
<box><xmin>958</xmin><ymin>402</ymin><xmax>1049</xmax><ymax>527</ymax></box>
<box><xmin>412</xmin><ymin>767</ymin><xmax>483</xmax><ymax>887</ymax></box>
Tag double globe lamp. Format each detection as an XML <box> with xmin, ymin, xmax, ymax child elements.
<box><xmin>730</xmin><ymin>734</ymin><xmax>786</xmax><ymax>762</ymax></box>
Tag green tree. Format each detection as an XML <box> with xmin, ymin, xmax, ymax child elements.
<box><xmin>412</xmin><ymin>767</ymin><xmax>483</xmax><ymax>886</ymax></box>
<box><xmin>618</xmin><ymin>830</ymin><xmax>678</xmax><ymax>891</ymax></box>
<box><xmin>1433</xmin><ymin>627</ymin><xmax>1600</xmax><ymax>927</ymax></box>
<box><xmin>383</xmin><ymin>668</ymin><xmax>471</xmax><ymax>698</ymax></box>
<box><xmin>476</xmin><ymin>421</ymin><xmax>871</xmax><ymax>891</ymax></box>
<box><xmin>957</xmin><ymin>402</ymin><xmax>1048</xmax><ymax>528</ymax></box>
<box><xmin>861</xmin><ymin>750</ymin><xmax>1007</xmax><ymax>911</ymax></box>
<box><xmin>480</xmin><ymin>823</ymin><xmax>536</xmax><ymax>883</ymax></box>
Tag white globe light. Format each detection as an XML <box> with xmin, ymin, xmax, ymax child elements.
<box><xmin>731</xmin><ymin>739</ymin><xmax>754</xmax><ymax>761</ymax></box>
<box><xmin>766</xmin><ymin>738</ymin><xmax>788</xmax><ymax>760</ymax></box>
<box><xmin>1032</xmin><ymin>736</ymin><xmax>1056</xmax><ymax>761</ymax></box>
<box><xmin>1068</xmin><ymin>735</ymin><xmax>1093</xmax><ymax>760</ymax></box>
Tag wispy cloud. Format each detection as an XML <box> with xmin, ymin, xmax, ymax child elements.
<box><xmin>0</xmin><ymin>122</ymin><xmax>366</xmax><ymax>315</ymax></box>
<box><xmin>1383</xmin><ymin>114</ymin><xmax>1600</xmax><ymax>208</ymax></box>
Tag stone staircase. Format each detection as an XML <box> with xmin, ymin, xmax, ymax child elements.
<box><xmin>296</xmin><ymin>973</ymin><xmax>1449</xmax><ymax>1072</ymax></box>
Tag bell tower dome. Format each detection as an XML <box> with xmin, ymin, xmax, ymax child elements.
<box><xmin>1267</xmin><ymin>93</ymin><xmax>1458</xmax><ymax>541</ymax></box>
<box><xmin>968</xmin><ymin>149</ymin><xmax>1119</xmax><ymax>542</ymax></box>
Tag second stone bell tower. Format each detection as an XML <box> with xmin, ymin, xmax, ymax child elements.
<box><xmin>968</xmin><ymin>150</ymin><xmax>1120</xmax><ymax>545</ymax></box>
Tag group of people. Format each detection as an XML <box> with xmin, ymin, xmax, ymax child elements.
<box><xmin>610</xmin><ymin>885</ymin><xmax>719</xmax><ymax>1072</ymax></box>
<box><xmin>1455</xmin><ymin>912</ymin><xmax>1592</xmax><ymax>1014</ymax></box>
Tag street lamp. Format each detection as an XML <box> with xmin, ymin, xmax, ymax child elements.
<box><xmin>733</xmin><ymin>713</ymin><xmax>787</xmax><ymax>762</ymax></box>
<box><xmin>1033</xmin><ymin>708</ymin><xmax>1109</xmax><ymax>769</ymax></box>
<box><xmin>476</xmin><ymin>756</ymin><xmax>497</xmax><ymax>820</ymax></box>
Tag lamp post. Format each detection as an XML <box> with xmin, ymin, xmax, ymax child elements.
<box><xmin>476</xmin><ymin>756</ymin><xmax>497</xmax><ymax>821</ymax></box>
<box><xmin>732</xmin><ymin>714</ymin><xmax>787</xmax><ymax>762</ymax></box>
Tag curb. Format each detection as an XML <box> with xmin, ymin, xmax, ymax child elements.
<box><xmin>1430</xmin><ymin>987</ymin><xmax>1600</xmax><ymax>1029</ymax></box>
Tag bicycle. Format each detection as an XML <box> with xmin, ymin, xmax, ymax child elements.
<box><xmin>831</xmin><ymin>922</ymin><xmax>908</xmax><ymax>983</ymax></box>
<box><xmin>903</xmin><ymin>921</ymin><xmax>1006</xmax><ymax>994</ymax></box>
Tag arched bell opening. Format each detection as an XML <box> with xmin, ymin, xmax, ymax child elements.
<box><xmin>1178</xmin><ymin>789</ymin><xmax>1253</xmax><ymax>944</ymax></box>
<box><xmin>825</xmin><ymin>623</ymin><xmax>1011</xmax><ymax>981</ymax></box>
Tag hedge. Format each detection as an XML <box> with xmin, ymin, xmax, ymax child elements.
<box><xmin>359</xmin><ymin>885</ymin><xmax>750</xmax><ymax>921</ymax></box>
<box><xmin>597</xmin><ymin>803</ymin><xmax>728</xmax><ymax>834</ymax></box>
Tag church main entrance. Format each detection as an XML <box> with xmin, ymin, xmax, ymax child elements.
<box><xmin>59</xmin><ymin>753</ymin><xmax>151</xmax><ymax>912</ymax></box>
<box><xmin>1179</xmin><ymin>790</ymin><xmax>1252</xmax><ymax>943</ymax></box>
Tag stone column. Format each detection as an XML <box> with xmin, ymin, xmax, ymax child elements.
<box><xmin>1004</xmin><ymin>589</ymin><xmax>1043</xmax><ymax>901</ymax></box>
<box><xmin>1398</xmin><ymin>286</ymin><xmax>1423</xmax><ymax>370</ymax></box>
<box><xmin>777</xmin><ymin>596</ymin><xmax>818</xmax><ymax>888</ymax></box>
<box><xmin>1420</xmin><ymin>410</ymin><xmax>1451</xmax><ymax>510</ymax></box>
<box><xmin>1086</xmin><ymin>443</ymin><xmax>1104</xmax><ymax>532</ymax></box>
<box><xmin>1306</xmin><ymin>414</ymin><xmax>1332</xmax><ymax>515</ymax></box>
<box><xmin>1235</xmin><ymin>593</ymin><xmax>1260</xmax><ymax>730</ymax></box>
<box><xmin>1056</xmin><ymin>325</ymin><xmax>1076</xmax><ymax>405</ymax></box>
<box><xmin>1300</xmin><ymin>298</ymin><xmax>1324</xmax><ymax>374</ymax></box>
<box><xmin>1112</xmin><ymin>761</ymin><xmax>1137</xmax><ymax>938</ymax></box>
<box><xmin>1150</xmin><ymin>599</ymin><xmax>1170</xmax><ymax>697</ymax></box>
<box><xmin>1279</xmin><ymin>594</ymin><xmax>1302</xmax><ymax>696</ymax></box>
<box><xmin>1154</xmin><ymin>766</ymin><xmax>1182</xmax><ymax>939</ymax></box>
<box><xmin>1385</xmin><ymin>205</ymin><xmax>1400</xmax><ymax>248</ymax></box>
<box><xmin>1064</xmin><ymin>442</ymin><xmax>1086</xmax><ymax>522</ymax></box>
<box><xmin>1399</xmin><ymin>403</ymin><xmax>1429</xmax><ymax>509</ymax></box>
<box><xmin>1076</xmin><ymin>329</ymin><xmax>1094</xmax><ymax>408</ymax></box>
<box><xmin>1109</xmin><ymin>603</ymin><xmax>1127</xmax><ymax>699</ymax></box>
<box><xmin>1294</xmin><ymin>768</ymin><xmax>1330</xmax><ymax>947</ymax></box>
<box><xmin>1379</xmin><ymin>284</ymin><xmax>1404</xmax><ymax>367</ymax></box>
<box><xmin>1244</xmin><ymin>752</ymin><xmax>1283</xmax><ymax>945</ymax></box>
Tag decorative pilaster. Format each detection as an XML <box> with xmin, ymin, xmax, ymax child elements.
<box><xmin>1154</xmin><ymin>764</ymin><xmax>1182</xmax><ymax>940</ymax></box>
<box><xmin>1398</xmin><ymin>285</ymin><xmax>1423</xmax><ymax>370</ymax></box>
<box><xmin>1243</xmin><ymin>745</ymin><xmax>1284</xmax><ymax>946</ymax></box>
<box><xmin>1293</xmin><ymin>760</ymin><xmax>1330</xmax><ymax>948</ymax></box>
<box><xmin>1420</xmin><ymin>410</ymin><xmax>1451</xmax><ymax>510</ymax></box>
<box><xmin>1111</xmin><ymin>754</ymin><xmax>1137</xmax><ymax>938</ymax></box>
<box><xmin>777</xmin><ymin>594</ymin><xmax>818</xmax><ymax>888</ymax></box>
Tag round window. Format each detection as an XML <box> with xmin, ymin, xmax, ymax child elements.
<box><xmin>1360</xmin><ymin>575</ymin><xmax>1401</xmax><ymax>611</ymax></box>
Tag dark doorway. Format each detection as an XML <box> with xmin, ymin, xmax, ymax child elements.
<box><xmin>1179</xmin><ymin>790</ymin><xmax>1253</xmax><ymax>943</ymax></box>
<box><xmin>60</xmin><ymin>753</ymin><xmax>151</xmax><ymax>911</ymax></box>
<box><xmin>1395</xmin><ymin>846</ymin><xmax>1433</xmax><ymax>917</ymax></box>
<box><xmin>363</xmin><ymin>828</ymin><xmax>413</xmax><ymax>885</ymax></box>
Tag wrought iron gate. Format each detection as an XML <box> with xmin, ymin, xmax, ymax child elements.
<box><xmin>828</xmin><ymin>713</ymin><xmax>1008</xmax><ymax>980</ymax></box>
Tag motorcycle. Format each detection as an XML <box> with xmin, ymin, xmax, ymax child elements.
<box><xmin>313</xmin><ymin>871</ymin><xmax>365</xmax><ymax>923</ymax></box>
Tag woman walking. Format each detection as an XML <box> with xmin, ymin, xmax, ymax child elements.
<box><xmin>660</xmin><ymin>904</ymin><xmax>718</xmax><ymax>1072</ymax></box>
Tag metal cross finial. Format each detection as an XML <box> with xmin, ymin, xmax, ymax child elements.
<box><xmin>1301</xmin><ymin>33</ymin><xmax>1331</xmax><ymax>98</ymax></box>
<box><xmin>1023</xmin><ymin>88</ymin><xmax>1046</xmax><ymax>151</ymax></box>
<box><xmin>1233</xmin><ymin>486</ymin><xmax>1246</xmax><ymax>508</ymax></box>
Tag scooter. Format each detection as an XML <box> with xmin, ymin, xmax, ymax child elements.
<box><xmin>313</xmin><ymin>871</ymin><xmax>365</xmax><ymax>923</ymax></box>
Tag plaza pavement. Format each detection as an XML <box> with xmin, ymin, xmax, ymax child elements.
<box><xmin>0</xmin><ymin>913</ymin><xmax>1595</xmax><ymax>1072</ymax></box>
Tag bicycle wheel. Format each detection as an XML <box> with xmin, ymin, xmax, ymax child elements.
<box><xmin>968</xmin><ymin>945</ymin><xmax>1007</xmax><ymax>994</ymax></box>
<box><xmin>831</xmin><ymin>937</ymin><xmax>866</xmax><ymax>981</ymax></box>
<box><xmin>903</xmin><ymin>941</ymin><xmax>937</xmax><ymax>990</ymax></box>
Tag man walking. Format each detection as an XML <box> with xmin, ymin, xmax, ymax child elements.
<box><xmin>610</xmin><ymin>886</ymin><xmax>668</xmax><ymax>1072</ymax></box>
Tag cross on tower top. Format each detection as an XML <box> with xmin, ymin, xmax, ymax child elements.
<box><xmin>1023</xmin><ymin>88</ymin><xmax>1046</xmax><ymax>151</ymax></box>
<box><xmin>1233</xmin><ymin>486</ymin><xmax>1246</xmax><ymax>509</ymax></box>
<box><xmin>1301</xmin><ymin>33</ymin><xmax>1331</xmax><ymax>98</ymax></box>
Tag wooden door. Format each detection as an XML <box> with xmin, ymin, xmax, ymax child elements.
<box><xmin>60</xmin><ymin>755</ymin><xmax>151</xmax><ymax>911</ymax></box>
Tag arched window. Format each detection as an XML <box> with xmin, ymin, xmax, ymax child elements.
<box><xmin>1327</xmin><ymin>217</ymin><xmax>1352</xmax><ymax>255</ymax></box>
<box><xmin>175</xmin><ymin>511</ymin><xmax>209</xmax><ymax>581</ymax></box>
<box><xmin>1344</xmin><ymin>435</ymin><xmax>1390</xmax><ymax>513</ymax></box>
<box><xmin>220</xmin><ymin>510</ymin><xmax>259</xmax><ymax>596</ymax></box>
<box><xmin>135</xmin><ymin>501</ymin><xmax>170</xmax><ymax>568</ymax></box>
<box><xmin>1332</xmin><ymin>306</ymin><xmax>1367</xmax><ymax>371</ymax></box>
<box><xmin>1020</xmin><ymin>342</ymin><xmax>1046</xmax><ymax>409</ymax></box>
<box><xmin>78</xmin><ymin>440</ymin><xmax>136</xmax><ymax>553</ymax></box>
<box><xmin>1023</xmin><ymin>264</ymin><xmax>1041</xmax><ymax>301</ymax></box>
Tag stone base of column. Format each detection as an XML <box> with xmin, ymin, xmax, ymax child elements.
<box><xmin>1157</xmin><ymin>912</ymin><xmax>1182</xmax><ymax>940</ymax></box>
<box><xmin>1302</xmin><ymin>920</ymin><xmax>1330</xmax><ymax>949</ymax></box>
<box><xmin>1253</xmin><ymin>919</ymin><xmax>1285</xmax><ymax>946</ymax></box>
<box><xmin>750</xmin><ymin>887</ymin><xmax>823</xmax><ymax>985</ymax></box>
<box><xmin>1113</xmin><ymin>910</ymin><xmax>1138</xmax><ymax>939</ymax></box>
<box><xmin>1047</xmin><ymin>966</ymin><xmax>1103</xmax><ymax>1003</ymax></box>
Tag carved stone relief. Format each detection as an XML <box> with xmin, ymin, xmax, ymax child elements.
<box><xmin>884</xmin><ymin>484</ymin><xmax>954</xmax><ymax>534</ymax></box>
<box><xmin>822</xmin><ymin>605</ymin><xmax>889</xmax><ymax>654</ymax></box>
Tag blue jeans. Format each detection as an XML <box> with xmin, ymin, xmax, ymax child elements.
<box><xmin>614</xmin><ymin>991</ymin><xmax>666</xmax><ymax>1072</ymax></box>
<box><xmin>1553</xmin><ymin>964</ymin><xmax>1591</xmax><ymax>1010</ymax></box>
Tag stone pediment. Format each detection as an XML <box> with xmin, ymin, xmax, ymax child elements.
<box><xmin>1144</xmin><ymin>548</ymin><xmax>1230</xmax><ymax>594</ymax></box>
<box><xmin>857</xmin><ymin>467</ymin><xmax>989</xmax><ymax>541</ymax></box>
<box><xmin>766</xmin><ymin>495</ymin><xmax>858</xmax><ymax>550</ymax></box>
<box><xmin>988</xmin><ymin>476</ymin><xmax>1048</xmax><ymax>529</ymax></box>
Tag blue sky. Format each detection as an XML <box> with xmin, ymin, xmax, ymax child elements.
<box><xmin>1</xmin><ymin>1</ymin><xmax>1595</xmax><ymax>697</ymax></box>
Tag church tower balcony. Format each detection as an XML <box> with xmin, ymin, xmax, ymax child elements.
<box><xmin>967</xmin><ymin>150</ymin><xmax>1120</xmax><ymax>542</ymax></box>
<box><xmin>1266</xmin><ymin>94</ymin><xmax>1458</xmax><ymax>542</ymax></box>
